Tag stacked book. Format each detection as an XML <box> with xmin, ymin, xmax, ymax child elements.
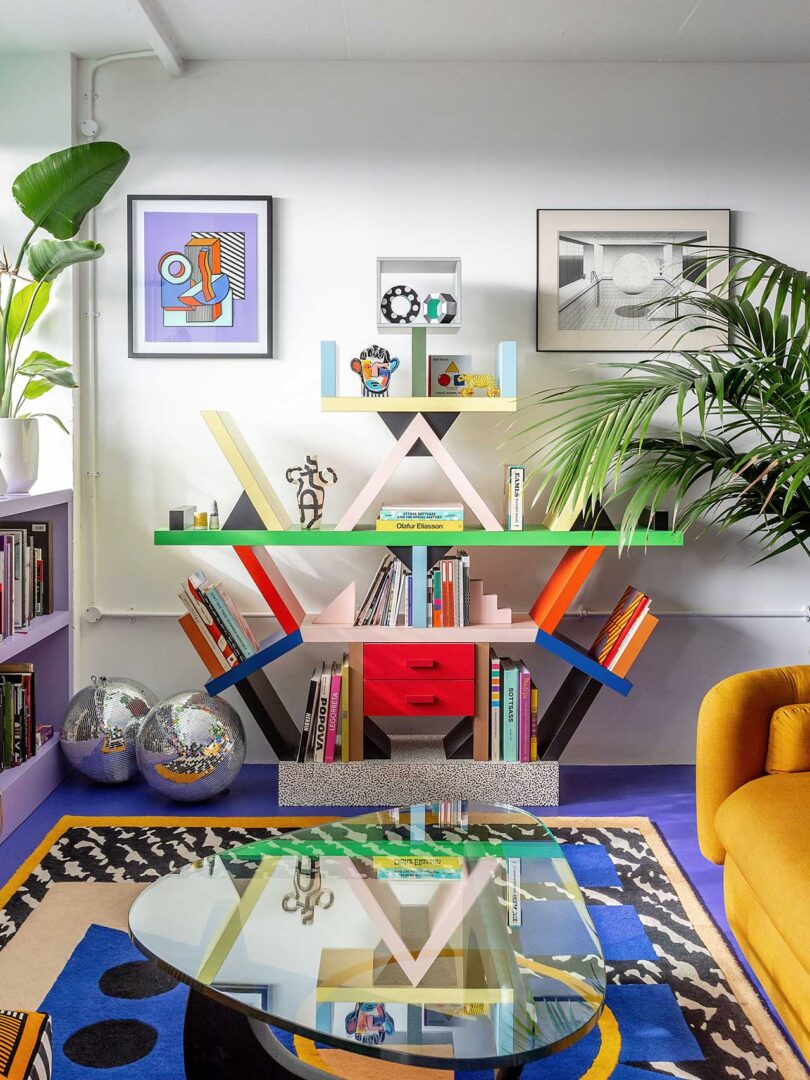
<box><xmin>589</xmin><ymin>585</ymin><xmax>652</xmax><ymax>672</ymax></box>
<box><xmin>0</xmin><ymin>520</ymin><xmax>54</xmax><ymax>637</ymax></box>
<box><xmin>430</xmin><ymin>553</ymin><xmax>470</xmax><ymax>627</ymax></box>
<box><xmin>179</xmin><ymin>570</ymin><xmax>260</xmax><ymax>670</ymax></box>
<box><xmin>375</xmin><ymin>503</ymin><xmax>464</xmax><ymax>534</ymax></box>
<box><xmin>489</xmin><ymin>651</ymin><xmax>539</xmax><ymax>762</ymax></box>
<box><xmin>0</xmin><ymin>663</ymin><xmax>36</xmax><ymax>771</ymax></box>
<box><xmin>297</xmin><ymin>655</ymin><xmax>350</xmax><ymax>762</ymax></box>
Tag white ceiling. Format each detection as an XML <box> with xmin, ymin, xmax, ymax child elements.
<box><xmin>3</xmin><ymin>0</ymin><xmax>810</xmax><ymax>63</ymax></box>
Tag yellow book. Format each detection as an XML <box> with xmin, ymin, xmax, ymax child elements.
<box><xmin>530</xmin><ymin>685</ymin><xmax>539</xmax><ymax>762</ymax></box>
<box><xmin>339</xmin><ymin>651</ymin><xmax>350</xmax><ymax>762</ymax></box>
<box><xmin>375</xmin><ymin>519</ymin><xmax>464</xmax><ymax>532</ymax></box>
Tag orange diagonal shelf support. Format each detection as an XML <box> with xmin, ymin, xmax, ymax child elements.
<box><xmin>529</xmin><ymin>545</ymin><xmax>605</xmax><ymax>632</ymax></box>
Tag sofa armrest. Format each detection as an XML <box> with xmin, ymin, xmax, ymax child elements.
<box><xmin>697</xmin><ymin>664</ymin><xmax>810</xmax><ymax>863</ymax></box>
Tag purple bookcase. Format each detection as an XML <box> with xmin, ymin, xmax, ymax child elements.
<box><xmin>0</xmin><ymin>490</ymin><xmax>72</xmax><ymax>842</ymax></box>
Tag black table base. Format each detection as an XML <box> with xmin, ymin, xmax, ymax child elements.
<box><xmin>183</xmin><ymin>988</ymin><xmax>523</xmax><ymax>1079</ymax></box>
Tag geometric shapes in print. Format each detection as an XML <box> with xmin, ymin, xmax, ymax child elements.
<box><xmin>159</xmin><ymin>230</ymin><xmax>246</xmax><ymax>328</ymax></box>
<box><xmin>561</xmin><ymin>842</ymin><xmax>622</xmax><ymax>888</ymax></box>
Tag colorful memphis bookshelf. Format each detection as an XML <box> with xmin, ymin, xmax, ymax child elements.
<box><xmin>154</xmin><ymin>332</ymin><xmax>682</xmax><ymax>805</ymax></box>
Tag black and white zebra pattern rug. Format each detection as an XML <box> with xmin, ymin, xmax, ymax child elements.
<box><xmin>0</xmin><ymin>816</ymin><xmax>804</xmax><ymax>1079</ymax></box>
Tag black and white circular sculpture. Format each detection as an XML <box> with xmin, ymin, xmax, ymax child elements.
<box><xmin>380</xmin><ymin>284</ymin><xmax>421</xmax><ymax>325</ymax></box>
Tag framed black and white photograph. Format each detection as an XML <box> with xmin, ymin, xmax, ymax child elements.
<box><xmin>128</xmin><ymin>195</ymin><xmax>273</xmax><ymax>358</ymax></box>
<box><xmin>536</xmin><ymin>209</ymin><xmax>730</xmax><ymax>352</ymax></box>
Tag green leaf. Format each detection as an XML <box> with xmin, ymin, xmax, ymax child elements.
<box><xmin>21</xmin><ymin>378</ymin><xmax>53</xmax><ymax>400</ymax></box>
<box><xmin>6</xmin><ymin>281</ymin><xmax>51</xmax><ymax>348</ymax></box>
<box><xmin>12</xmin><ymin>142</ymin><xmax>129</xmax><ymax>240</ymax></box>
<box><xmin>18</xmin><ymin>351</ymin><xmax>71</xmax><ymax>376</ymax></box>
<box><xmin>17</xmin><ymin>411</ymin><xmax>69</xmax><ymax>433</ymax></box>
<box><xmin>40</xmin><ymin>368</ymin><xmax>77</xmax><ymax>388</ymax></box>
<box><xmin>27</xmin><ymin>238</ymin><xmax>104</xmax><ymax>282</ymax></box>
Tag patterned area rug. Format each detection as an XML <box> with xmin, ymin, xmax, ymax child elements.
<box><xmin>0</xmin><ymin>815</ymin><xmax>804</xmax><ymax>1079</ymax></box>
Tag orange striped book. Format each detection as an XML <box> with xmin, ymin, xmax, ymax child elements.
<box><xmin>179</xmin><ymin>613</ymin><xmax>229</xmax><ymax>678</ymax></box>
<box><xmin>611</xmin><ymin>614</ymin><xmax>658</xmax><ymax>677</ymax></box>
<box><xmin>589</xmin><ymin>586</ymin><xmax>649</xmax><ymax>666</ymax></box>
<box><xmin>529</xmin><ymin>546</ymin><xmax>604</xmax><ymax>632</ymax></box>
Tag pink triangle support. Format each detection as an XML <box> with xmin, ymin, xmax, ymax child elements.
<box><xmin>313</xmin><ymin>581</ymin><xmax>357</xmax><ymax>625</ymax></box>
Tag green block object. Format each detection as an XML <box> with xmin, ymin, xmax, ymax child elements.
<box><xmin>411</xmin><ymin>326</ymin><xmax>427</xmax><ymax>396</ymax></box>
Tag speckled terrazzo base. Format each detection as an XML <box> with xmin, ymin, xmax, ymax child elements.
<box><xmin>278</xmin><ymin>735</ymin><xmax>559</xmax><ymax>806</ymax></box>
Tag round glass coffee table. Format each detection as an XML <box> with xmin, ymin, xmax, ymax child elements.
<box><xmin>129</xmin><ymin>803</ymin><xmax>605</xmax><ymax>1078</ymax></box>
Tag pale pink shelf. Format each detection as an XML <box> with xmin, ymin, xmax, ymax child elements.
<box><xmin>299</xmin><ymin>613</ymin><xmax>539</xmax><ymax>644</ymax></box>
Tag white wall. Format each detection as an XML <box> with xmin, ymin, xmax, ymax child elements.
<box><xmin>78</xmin><ymin>58</ymin><xmax>810</xmax><ymax>764</ymax></box>
<box><xmin>0</xmin><ymin>53</ymin><xmax>75</xmax><ymax>493</ymax></box>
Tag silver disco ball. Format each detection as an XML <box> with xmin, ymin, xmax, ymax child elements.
<box><xmin>61</xmin><ymin>676</ymin><xmax>158</xmax><ymax>783</ymax></box>
<box><xmin>136</xmin><ymin>691</ymin><xmax>246</xmax><ymax>802</ymax></box>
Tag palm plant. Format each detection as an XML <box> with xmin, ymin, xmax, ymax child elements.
<box><xmin>517</xmin><ymin>247</ymin><xmax>810</xmax><ymax>559</ymax></box>
<box><xmin>0</xmin><ymin>142</ymin><xmax>130</xmax><ymax>429</ymax></box>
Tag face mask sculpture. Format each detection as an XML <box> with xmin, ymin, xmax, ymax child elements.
<box><xmin>350</xmin><ymin>345</ymin><xmax>401</xmax><ymax>397</ymax></box>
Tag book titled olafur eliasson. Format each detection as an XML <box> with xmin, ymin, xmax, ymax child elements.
<box><xmin>376</xmin><ymin>502</ymin><xmax>464</xmax><ymax>532</ymax></box>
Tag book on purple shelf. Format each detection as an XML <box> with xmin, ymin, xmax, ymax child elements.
<box><xmin>518</xmin><ymin>662</ymin><xmax>531</xmax><ymax>762</ymax></box>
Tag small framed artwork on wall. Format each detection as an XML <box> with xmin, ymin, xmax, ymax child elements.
<box><xmin>536</xmin><ymin>208</ymin><xmax>730</xmax><ymax>352</ymax></box>
<box><xmin>128</xmin><ymin>195</ymin><xmax>272</xmax><ymax>358</ymax></box>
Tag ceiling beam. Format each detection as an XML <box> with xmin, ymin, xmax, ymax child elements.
<box><xmin>124</xmin><ymin>0</ymin><xmax>184</xmax><ymax>76</ymax></box>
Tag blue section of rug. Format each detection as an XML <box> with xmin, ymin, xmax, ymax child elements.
<box><xmin>35</xmin><ymin>842</ymin><xmax>709</xmax><ymax>1078</ymax></box>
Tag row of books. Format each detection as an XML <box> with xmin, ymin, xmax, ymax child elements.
<box><xmin>0</xmin><ymin>664</ymin><xmax>36</xmax><ymax>771</ymax></box>
<box><xmin>355</xmin><ymin>553</ymin><xmax>472</xmax><ymax>627</ymax></box>
<box><xmin>179</xmin><ymin>570</ymin><xmax>260</xmax><ymax>670</ymax></box>
<box><xmin>375</xmin><ymin>503</ymin><xmax>464</xmax><ymax>534</ymax></box>
<box><xmin>297</xmin><ymin>655</ymin><xmax>350</xmax><ymax>762</ymax></box>
<box><xmin>489</xmin><ymin>651</ymin><xmax>539</xmax><ymax>762</ymax></box>
<box><xmin>588</xmin><ymin>585</ymin><xmax>652</xmax><ymax>672</ymax></box>
<box><xmin>0</xmin><ymin>520</ymin><xmax>54</xmax><ymax>637</ymax></box>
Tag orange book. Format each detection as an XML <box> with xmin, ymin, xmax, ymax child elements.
<box><xmin>530</xmin><ymin>546</ymin><xmax>604</xmax><ymax>632</ymax></box>
<box><xmin>178</xmin><ymin>613</ymin><xmax>229</xmax><ymax>678</ymax></box>
<box><xmin>611</xmin><ymin>614</ymin><xmax>658</xmax><ymax>677</ymax></box>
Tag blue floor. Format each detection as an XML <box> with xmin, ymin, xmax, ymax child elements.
<box><xmin>0</xmin><ymin>763</ymin><xmax>798</xmax><ymax>1063</ymax></box>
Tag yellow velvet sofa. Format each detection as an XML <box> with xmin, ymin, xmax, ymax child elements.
<box><xmin>697</xmin><ymin>665</ymin><xmax>810</xmax><ymax>1062</ymax></box>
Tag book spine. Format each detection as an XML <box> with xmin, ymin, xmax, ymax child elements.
<box><xmin>312</xmin><ymin>668</ymin><xmax>331</xmax><ymax>763</ymax></box>
<box><xmin>219</xmin><ymin>589</ymin><xmax>261</xmax><ymax>651</ymax></box>
<box><xmin>511</xmin><ymin>467</ymin><xmax>525</xmax><ymax>531</ymax></box>
<box><xmin>205</xmin><ymin>586</ymin><xmax>255</xmax><ymax>659</ymax></box>
<box><xmin>178</xmin><ymin>592</ymin><xmax>238</xmax><ymax>668</ymax></box>
<box><xmin>432</xmin><ymin>568</ymin><xmax>442</xmax><ymax>627</ymax></box>
<box><xmin>605</xmin><ymin>598</ymin><xmax>651</xmax><ymax>668</ymax></box>
<box><xmin>375</xmin><ymin>519</ymin><xmax>464</xmax><ymax>532</ymax></box>
<box><xmin>518</xmin><ymin>663</ymin><xmax>531</xmax><ymax>762</ymax></box>
<box><xmin>530</xmin><ymin>683</ymin><xmax>539</xmax><ymax>762</ymax></box>
<box><xmin>324</xmin><ymin>666</ymin><xmax>341</xmax><ymax>763</ymax></box>
<box><xmin>490</xmin><ymin>651</ymin><xmax>501</xmax><ymax>762</ymax></box>
<box><xmin>379</xmin><ymin>508</ymin><xmax>464</xmax><ymax>520</ymax></box>
<box><xmin>340</xmin><ymin>653</ymin><xmax>350</xmax><ymax>762</ymax></box>
<box><xmin>503</xmin><ymin>663</ymin><xmax>519</xmax><ymax>762</ymax></box>
<box><xmin>178</xmin><ymin>613</ymin><xmax>229</xmax><ymax>678</ymax></box>
<box><xmin>461</xmin><ymin>552</ymin><xmax>471</xmax><ymax>627</ymax></box>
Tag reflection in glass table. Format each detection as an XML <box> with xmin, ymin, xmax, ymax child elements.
<box><xmin>129</xmin><ymin>803</ymin><xmax>605</xmax><ymax>1078</ymax></box>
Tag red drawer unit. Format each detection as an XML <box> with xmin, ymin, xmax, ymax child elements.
<box><xmin>363</xmin><ymin>643</ymin><xmax>474</xmax><ymax>681</ymax></box>
<box><xmin>364</xmin><ymin>678</ymin><xmax>475</xmax><ymax>717</ymax></box>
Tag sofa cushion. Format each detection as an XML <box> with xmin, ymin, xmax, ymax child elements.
<box><xmin>716</xmin><ymin>772</ymin><xmax>810</xmax><ymax>975</ymax></box>
<box><xmin>766</xmin><ymin>702</ymin><xmax>810</xmax><ymax>773</ymax></box>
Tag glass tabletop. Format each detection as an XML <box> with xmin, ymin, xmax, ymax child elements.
<box><xmin>129</xmin><ymin>802</ymin><xmax>605</xmax><ymax>1070</ymax></box>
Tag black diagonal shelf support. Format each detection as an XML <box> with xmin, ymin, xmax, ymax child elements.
<box><xmin>379</xmin><ymin>411</ymin><xmax>459</xmax><ymax>455</ymax></box>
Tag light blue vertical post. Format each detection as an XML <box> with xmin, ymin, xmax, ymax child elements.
<box><xmin>496</xmin><ymin>341</ymin><xmax>518</xmax><ymax>398</ymax></box>
<box><xmin>411</xmin><ymin>545</ymin><xmax>428</xmax><ymax>628</ymax></box>
<box><xmin>320</xmin><ymin>340</ymin><xmax>337</xmax><ymax>396</ymax></box>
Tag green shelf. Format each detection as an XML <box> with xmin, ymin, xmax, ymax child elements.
<box><xmin>154</xmin><ymin>525</ymin><xmax>684</xmax><ymax>548</ymax></box>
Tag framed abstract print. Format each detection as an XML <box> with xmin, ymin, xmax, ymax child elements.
<box><xmin>128</xmin><ymin>195</ymin><xmax>272</xmax><ymax>358</ymax></box>
<box><xmin>536</xmin><ymin>208</ymin><xmax>730</xmax><ymax>352</ymax></box>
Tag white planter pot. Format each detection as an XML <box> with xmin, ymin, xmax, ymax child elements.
<box><xmin>0</xmin><ymin>418</ymin><xmax>39</xmax><ymax>494</ymax></box>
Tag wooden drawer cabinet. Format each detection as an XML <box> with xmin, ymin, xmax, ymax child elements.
<box><xmin>363</xmin><ymin>643</ymin><xmax>474</xmax><ymax>682</ymax></box>
<box><xmin>364</xmin><ymin>678</ymin><xmax>475</xmax><ymax>717</ymax></box>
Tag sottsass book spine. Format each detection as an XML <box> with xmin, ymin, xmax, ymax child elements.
<box><xmin>324</xmin><ymin>661</ymin><xmax>342</xmax><ymax>763</ymax></box>
<box><xmin>501</xmin><ymin>660</ymin><xmax>519</xmax><ymax>762</ymax></box>
<box><xmin>518</xmin><ymin>662</ymin><xmax>531</xmax><ymax>762</ymax></box>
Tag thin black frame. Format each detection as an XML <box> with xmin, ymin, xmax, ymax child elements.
<box><xmin>127</xmin><ymin>194</ymin><xmax>273</xmax><ymax>359</ymax></box>
<box><xmin>535</xmin><ymin>208</ymin><xmax>732</xmax><ymax>353</ymax></box>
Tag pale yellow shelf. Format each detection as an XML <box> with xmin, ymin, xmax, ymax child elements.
<box><xmin>321</xmin><ymin>396</ymin><xmax>518</xmax><ymax>413</ymax></box>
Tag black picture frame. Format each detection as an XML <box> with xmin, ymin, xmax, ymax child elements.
<box><xmin>536</xmin><ymin>208</ymin><xmax>731</xmax><ymax>353</ymax></box>
<box><xmin>127</xmin><ymin>194</ymin><xmax>273</xmax><ymax>359</ymax></box>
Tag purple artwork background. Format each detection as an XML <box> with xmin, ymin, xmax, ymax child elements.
<box><xmin>142</xmin><ymin>210</ymin><xmax>259</xmax><ymax>343</ymax></box>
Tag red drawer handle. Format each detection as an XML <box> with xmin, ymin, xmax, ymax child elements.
<box><xmin>406</xmin><ymin>694</ymin><xmax>436</xmax><ymax>704</ymax></box>
<box><xmin>405</xmin><ymin>658</ymin><xmax>435</xmax><ymax>669</ymax></box>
